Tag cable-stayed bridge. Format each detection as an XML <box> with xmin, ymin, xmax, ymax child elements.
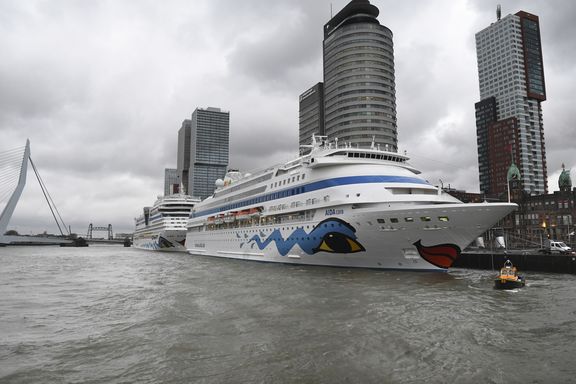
<box><xmin>0</xmin><ymin>141</ymin><xmax>132</xmax><ymax>246</ymax></box>
<box><xmin>0</xmin><ymin>141</ymin><xmax>74</xmax><ymax>245</ymax></box>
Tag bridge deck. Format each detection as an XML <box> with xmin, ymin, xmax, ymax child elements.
<box><xmin>0</xmin><ymin>235</ymin><xmax>73</xmax><ymax>245</ymax></box>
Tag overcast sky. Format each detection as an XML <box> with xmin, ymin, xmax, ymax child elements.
<box><xmin>1</xmin><ymin>0</ymin><xmax>575</xmax><ymax>235</ymax></box>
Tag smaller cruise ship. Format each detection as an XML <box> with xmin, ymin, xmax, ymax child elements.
<box><xmin>133</xmin><ymin>194</ymin><xmax>200</xmax><ymax>251</ymax></box>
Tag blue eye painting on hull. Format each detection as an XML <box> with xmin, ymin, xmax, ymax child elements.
<box><xmin>246</xmin><ymin>218</ymin><xmax>366</xmax><ymax>256</ymax></box>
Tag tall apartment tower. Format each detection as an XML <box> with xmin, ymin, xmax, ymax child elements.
<box><xmin>177</xmin><ymin>119</ymin><xmax>192</xmax><ymax>195</ymax></box>
<box><xmin>188</xmin><ymin>107</ymin><xmax>230</xmax><ymax>200</ymax></box>
<box><xmin>475</xmin><ymin>10</ymin><xmax>547</xmax><ymax>196</ymax></box>
<box><xmin>298</xmin><ymin>82</ymin><xmax>325</xmax><ymax>151</ymax></box>
<box><xmin>323</xmin><ymin>0</ymin><xmax>397</xmax><ymax>150</ymax></box>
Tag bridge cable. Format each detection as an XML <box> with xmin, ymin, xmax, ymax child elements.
<box><xmin>28</xmin><ymin>157</ymin><xmax>70</xmax><ymax>236</ymax></box>
<box><xmin>0</xmin><ymin>146</ymin><xmax>26</xmax><ymax>206</ymax></box>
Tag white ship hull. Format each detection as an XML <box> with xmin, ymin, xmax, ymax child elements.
<box><xmin>186</xmin><ymin>203</ymin><xmax>514</xmax><ymax>270</ymax></box>
<box><xmin>133</xmin><ymin>229</ymin><xmax>187</xmax><ymax>252</ymax></box>
<box><xmin>185</xmin><ymin>136</ymin><xmax>517</xmax><ymax>270</ymax></box>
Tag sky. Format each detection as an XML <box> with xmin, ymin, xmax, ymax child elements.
<box><xmin>1</xmin><ymin>0</ymin><xmax>575</xmax><ymax>235</ymax></box>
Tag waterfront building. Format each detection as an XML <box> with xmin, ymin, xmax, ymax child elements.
<box><xmin>177</xmin><ymin>119</ymin><xmax>192</xmax><ymax>195</ymax></box>
<box><xmin>446</xmin><ymin>167</ymin><xmax>574</xmax><ymax>249</ymax></box>
<box><xmin>299</xmin><ymin>82</ymin><xmax>325</xmax><ymax>152</ymax></box>
<box><xmin>323</xmin><ymin>0</ymin><xmax>397</xmax><ymax>151</ymax></box>
<box><xmin>164</xmin><ymin>168</ymin><xmax>180</xmax><ymax>196</ymax></box>
<box><xmin>298</xmin><ymin>0</ymin><xmax>397</xmax><ymax>152</ymax></box>
<box><xmin>515</xmin><ymin>187</ymin><xmax>575</xmax><ymax>248</ymax></box>
<box><xmin>188</xmin><ymin>107</ymin><xmax>230</xmax><ymax>200</ymax></box>
<box><xmin>475</xmin><ymin>9</ymin><xmax>547</xmax><ymax>197</ymax></box>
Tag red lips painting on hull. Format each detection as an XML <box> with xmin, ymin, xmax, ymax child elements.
<box><xmin>413</xmin><ymin>240</ymin><xmax>461</xmax><ymax>269</ymax></box>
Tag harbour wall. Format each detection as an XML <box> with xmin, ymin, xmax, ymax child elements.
<box><xmin>454</xmin><ymin>251</ymin><xmax>576</xmax><ymax>274</ymax></box>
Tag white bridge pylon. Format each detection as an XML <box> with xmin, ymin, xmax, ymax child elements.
<box><xmin>0</xmin><ymin>140</ymin><xmax>30</xmax><ymax>243</ymax></box>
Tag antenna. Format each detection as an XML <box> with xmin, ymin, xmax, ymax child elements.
<box><xmin>497</xmin><ymin>4</ymin><xmax>501</xmax><ymax>21</ymax></box>
<box><xmin>330</xmin><ymin>3</ymin><xmax>333</xmax><ymax>18</ymax></box>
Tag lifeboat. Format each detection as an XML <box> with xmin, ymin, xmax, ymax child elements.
<box><xmin>214</xmin><ymin>215</ymin><xmax>225</xmax><ymax>225</ymax></box>
<box><xmin>249</xmin><ymin>207</ymin><xmax>261</xmax><ymax>217</ymax></box>
<box><xmin>224</xmin><ymin>212</ymin><xmax>236</xmax><ymax>223</ymax></box>
<box><xmin>494</xmin><ymin>259</ymin><xmax>526</xmax><ymax>290</ymax></box>
<box><xmin>237</xmin><ymin>210</ymin><xmax>250</xmax><ymax>221</ymax></box>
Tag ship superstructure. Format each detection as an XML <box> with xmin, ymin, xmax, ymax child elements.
<box><xmin>185</xmin><ymin>136</ymin><xmax>516</xmax><ymax>270</ymax></box>
<box><xmin>134</xmin><ymin>194</ymin><xmax>200</xmax><ymax>251</ymax></box>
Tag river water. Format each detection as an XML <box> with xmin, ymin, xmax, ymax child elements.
<box><xmin>1</xmin><ymin>245</ymin><xmax>575</xmax><ymax>384</ymax></box>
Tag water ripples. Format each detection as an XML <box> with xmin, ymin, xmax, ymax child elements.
<box><xmin>1</xmin><ymin>246</ymin><xmax>576</xmax><ymax>383</ymax></box>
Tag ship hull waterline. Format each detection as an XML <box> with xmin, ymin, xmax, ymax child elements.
<box><xmin>133</xmin><ymin>230</ymin><xmax>187</xmax><ymax>252</ymax></box>
<box><xmin>186</xmin><ymin>202</ymin><xmax>515</xmax><ymax>271</ymax></box>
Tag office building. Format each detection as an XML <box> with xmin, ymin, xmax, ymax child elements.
<box><xmin>177</xmin><ymin>119</ymin><xmax>192</xmax><ymax>195</ymax></box>
<box><xmin>299</xmin><ymin>82</ymin><xmax>325</xmax><ymax>151</ymax></box>
<box><xmin>475</xmin><ymin>10</ymin><xmax>547</xmax><ymax>196</ymax></box>
<box><xmin>323</xmin><ymin>0</ymin><xmax>397</xmax><ymax>150</ymax></box>
<box><xmin>164</xmin><ymin>168</ymin><xmax>180</xmax><ymax>196</ymax></box>
<box><xmin>188</xmin><ymin>107</ymin><xmax>230</xmax><ymax>200</ymax></box>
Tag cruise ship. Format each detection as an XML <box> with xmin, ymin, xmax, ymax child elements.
<box><xmin>185</xmin><ymin>136</ymin><xmax>517</xmax><ymax>270</ymax></box>
<box><xmin>134</xmin><ymin>194</ymin><xmax>200</xmax><ymax>251</ymax></box>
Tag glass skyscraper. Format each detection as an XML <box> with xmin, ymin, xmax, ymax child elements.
<box><xmin>298</xmin><ymin>82</ymin><xmax>325</xmax><ymax>151</ymax></box>
<box><xmin>475</xmin><ymin>10</ymin><xmax>547</xmax><ymax>196</ymax></box>
<box><xmin>188</xmin><ymin>107</ymin><xmax>230</xmax><ymax>200</ymax></box>
<box><xmin>163</xmin><ymin>168</ymin><xmax>180</xmax><ymax>196</ymax></box>
<box><xmin>177</xmin><ymin>119</ymin><xmax>191</xmax><ymax>195</ymax></box>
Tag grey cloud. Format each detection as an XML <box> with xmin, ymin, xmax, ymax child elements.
<box><xmin>1</xmin><ymin>0</ymin><xmax>575</xmax><ymax>233</ymax></box>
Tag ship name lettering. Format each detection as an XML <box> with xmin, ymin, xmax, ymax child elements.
<box><xmin>325</xmin><ymin>209</ymin><xmax>344</xmax><ymax>216</ymax></box>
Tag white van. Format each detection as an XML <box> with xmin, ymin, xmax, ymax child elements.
<box><xmin>545</xmin><ymin>240</ymin><xmax>572</xmax><ymax>254</ymax></box>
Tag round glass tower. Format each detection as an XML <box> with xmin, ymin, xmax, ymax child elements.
<box><xmin>323</xmin><ymin>0</ymin><xmax>397</xmax><ymax>151</ymax></box>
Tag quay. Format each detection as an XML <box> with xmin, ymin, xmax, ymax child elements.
<box><xmin>0</xmin><ymin>235</ymin><xmax>128</xmax><ymax>247</ymax></box>
<box><xmin>454</xmin><ymin>250</ymin><xmax>576</xmax><ymax>274</ymax></box>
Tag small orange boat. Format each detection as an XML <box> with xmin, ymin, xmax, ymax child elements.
<box><xmin>494</xmin><ymin>259</ymin><xmax>525</xmax><ymax>290</ymax></box>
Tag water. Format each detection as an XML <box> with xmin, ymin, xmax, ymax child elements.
<box><xmin>1</xmin><ymin>246</ymin><xmax>575</xmax><ymax>384</ymax></box>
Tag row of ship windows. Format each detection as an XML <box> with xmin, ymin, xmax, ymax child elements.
<box><xmin>377</xmin><ymin>216</ymin><xmax>450</xmax><ymax>224</ymax></box>
<box><xmin>195</xmin><ymin>213</ymin><xmax>451</xmax><ymax>232</ymax></box>
<box><xmin>346</xmin><ymin>152</ymin><xmax>400</xmax><ymax>161</ymax></box>
<box><xmin>203</xmin><ymin>182</ymin><xmax>308</xmax><ymax>213</ymax></box>
<box><xmin>271</xmin><ymin>174</ymin><xmax>306</xmax><ymax>189</ymax></box>
<box><xmin>190</xmin><ymin>216</ymin><xmax>452</xmax><ymax>235</ymax></box>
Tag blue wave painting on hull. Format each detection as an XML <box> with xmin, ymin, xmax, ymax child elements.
<box><xmin>246</xmin><ymin>218</ymin><xmax>365</xmax><ymax>256</ymax></box>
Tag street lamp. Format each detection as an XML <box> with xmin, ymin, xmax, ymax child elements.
<box><xmin>541</xmin><ymin>220</ymin><xmax>547</xmax><ymax>247</ymax></box>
